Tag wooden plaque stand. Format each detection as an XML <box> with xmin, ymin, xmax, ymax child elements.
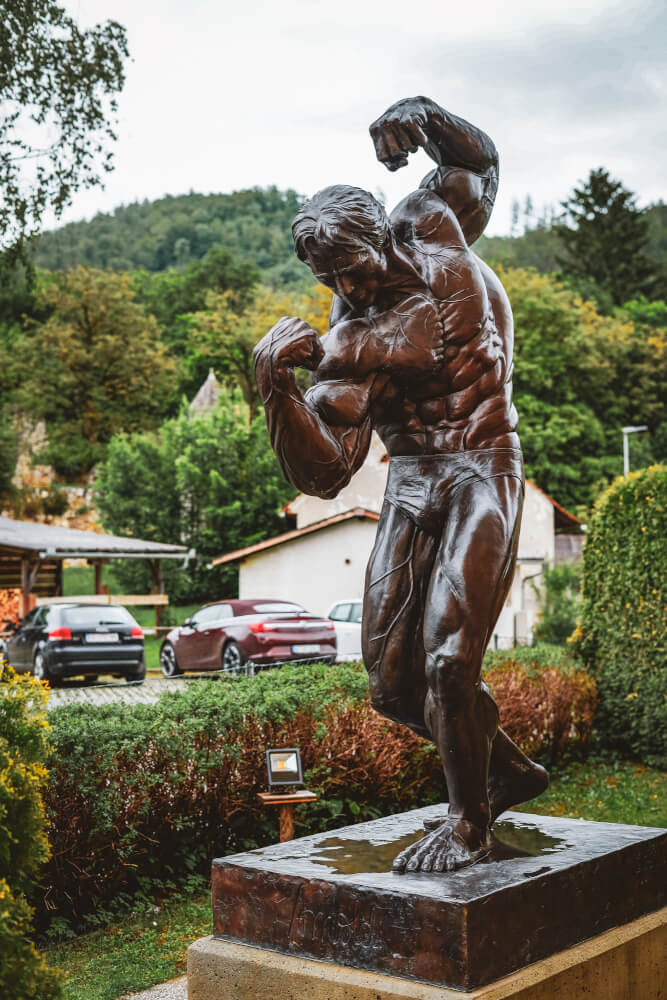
<box><xmin>257</xmin><ymin>789</ymin><xmax>318</xmax><ymax>842</ymax></box>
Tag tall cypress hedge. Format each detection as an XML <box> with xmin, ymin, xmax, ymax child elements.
<box><xmin>574</xmin><ymin>465</ymin><xmax>666</xmax><ymax>765</ymax></box>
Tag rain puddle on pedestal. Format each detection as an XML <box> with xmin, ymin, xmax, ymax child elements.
<box><xmin>300</xmin><ymin>819</ymin><xmax>565</xmax><ymax>875</ymax></box>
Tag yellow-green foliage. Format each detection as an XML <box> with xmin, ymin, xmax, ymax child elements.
<box><xmin>0</xmin><ymin>662</ymin><xmax>63</xmax><ymax>1000</ymax></box>
<box><xmin>573</xmin><ymin>466</ymin><xmax>666</xmax><ymax>765</ymax></box>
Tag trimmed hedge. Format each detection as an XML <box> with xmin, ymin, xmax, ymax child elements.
<box><xmin>39</xmin><ymin>652</ymin><xmax>596</xmax><ymax>930</ymax></box>
<box><xmin>484</xmin><ymin>649</ymin><xmax>597</xmax><ymax>765</ymax></box>
<box><xmin>0</xmin><ymin>664</ymin><xmax>63</xmax><ymax>999</ymax></box>
<box><xmin>573</xmin><ymin>465</ymin><xmax>666</xmax><ymax>765</ymax></box>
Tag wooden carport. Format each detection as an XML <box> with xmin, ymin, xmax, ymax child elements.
<box><xmin>0</xmin><ymin>517</ymin><xmax>191</xmax><ymax>618</ymax></box>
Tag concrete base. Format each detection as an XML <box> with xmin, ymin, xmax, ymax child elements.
<box><xmin>189</xmin><ymin>907</ymin><xmax>666</xmax><ymax>999</ymax></box>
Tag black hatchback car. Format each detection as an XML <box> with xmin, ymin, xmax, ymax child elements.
<box><xmin>2</xmin><ymin>604</ymin><xmax>146</xmax><ymax>684</ymax></box>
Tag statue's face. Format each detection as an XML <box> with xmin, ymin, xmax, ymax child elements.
<box><xmin>308</xmin><ymin>246</ymin><xmax>388</xmax><ymax>310</ymax></box>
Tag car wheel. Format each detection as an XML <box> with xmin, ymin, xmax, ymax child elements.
<box><xmin>33</xmin><ymin>649</ymin><xmax>51</xmax><ymax>684</ymax></box>
<box><xmin>222</xmin><ymin>640</ymin><xmax>244</xmax><ymax>676</ymax></box>
<box><xmin>160</xmin><ymin>643</ymin><xmax>181</xmax><ymax>678</ymax></box>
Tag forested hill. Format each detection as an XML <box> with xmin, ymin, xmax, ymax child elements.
<box><xmin>32</xmin><ymin>187</ymin><xmax>313</xmax><ymax>286</ymax></box>
<box><xmin>32</xmin><ymin>186</ymin><xmax>667</xmax><ymax>293</ymax></box>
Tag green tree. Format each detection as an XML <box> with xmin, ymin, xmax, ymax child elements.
<box><xmin>501</xmin><ymin>267</ymin><xmax>666</xmax><ymax>509</ymax></box>
<box><xmin>132</xmin><ymin>245</ymin><xmax>260</xmax><ymax>342</ymax></box>
<box><xmin>0</xmin><ymin>412</ymin><xmax>18</xmax><ymax>500</ymax></box>
<box><xmin>95</xmin><ymin>393</ymin><xmax>296</xmax><ymax>604</ymax></box>
<box><xmin>1</xmin><ymin>0</ymin><xmax>128</xmax><ymax>253</ymax></box>
<box><xmin>554</xmin><ymin>168</ymin><xmax>656</xmax><ymax>307</ymax></box>
<box><xmin>132</xmin><ymin>245</ymin><xmax>261</xmax><ymax>400</ymax></box>
<box><xmin>9</xmin><ymin>267</ymin><xmax>178</xmax><ymax>478</ymax></box>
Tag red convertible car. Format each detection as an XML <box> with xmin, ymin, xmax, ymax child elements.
<box><xmin>159</xmin><ymin>599</ymin><xmax>337</xmax><ymax>677</ymax></box>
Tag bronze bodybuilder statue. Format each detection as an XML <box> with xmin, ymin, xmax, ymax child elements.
<box><xmin>254</xmin><ymin>97</ymin><xmax>548</xmax><ymax>873</ymax></box>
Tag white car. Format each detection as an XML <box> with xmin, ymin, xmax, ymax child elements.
<box><xmin>327</xmin><ymin>599</ymin><xmax>363</xmax><ymax>661</ymax></box>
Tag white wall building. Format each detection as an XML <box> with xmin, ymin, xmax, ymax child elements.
<box><xmin>214</xmin><ymin>435</ymin><xmax>581</xmax><ymax>647</ymax></box>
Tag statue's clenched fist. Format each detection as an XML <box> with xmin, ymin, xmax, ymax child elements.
<box><xmin>254</xmin><ymin>316</ymin><xmax>324</xmax><ymax>371</ymax></box>
<box><xmin>369</xmin><ymin>96</ymin><xmax>439</xmax><ymax>171</ymax></box>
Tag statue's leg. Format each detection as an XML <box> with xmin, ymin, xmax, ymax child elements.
<box><xmin>362</xmin><ymin>500</ymin><xmax>438</xmax><ymax>740</ymax></box>
<box><xmin>393</xmin><ymin>474</ymin><xmax>522</xmax><ymax>873</ymax></box>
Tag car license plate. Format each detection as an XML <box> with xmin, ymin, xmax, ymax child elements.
<box><xmin>292</xmin><ymin>644</ymin><xmax>320</xmax><ymax>654</ymax></box>
<box><xmin>86</xmin><ymin>633</ymin><xmax>119</xmax><ymax>643</ymax></box>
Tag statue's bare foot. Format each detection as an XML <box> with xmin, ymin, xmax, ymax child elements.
<box><xmin>393</xmin><ymin>818</ymin><xmax>493</xmax><ymax>873</ymax></box>
<box><xmin>489</xmin><ymin>759</ymin><xmax>549</xmax><ymax>823</ymax></box>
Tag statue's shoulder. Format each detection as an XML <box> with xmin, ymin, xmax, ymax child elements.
<box><xmin>389</xmin><ymin>189</ymin><xmax>464</xmax><ymax>248</ymax></box>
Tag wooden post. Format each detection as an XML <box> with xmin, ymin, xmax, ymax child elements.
<box><xmin>92</xmin><ymin>560</ymin><xmax>109</xmax><ymax>597</ymax></box>
<box><xmin>20</xmin><ymin>557</ymin><xmax>40</xmax><ymax>618</ymax></box>
<box><xmin>278</xmin><ymin>804</ymin><xmax>295</xmax><ymax>842</ymax></box>
<box><xmin>256</xmin><ymin>790</ymin><xmax>317</xmax><ymax>843</ymax></box>
<box><xmin>147</xmin><ymin>559</ymin><xmax>165</xmax><ymax>631</ymax></box>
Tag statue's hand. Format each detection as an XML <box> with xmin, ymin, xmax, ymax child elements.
<box><xmin>257</xmin><ymin>316</ymin><xmax>324</xmax><ymax>372</ymax></box>
<box><xmin>369</xmin><ymin>97</ymin><xmax>437</xmax><ymax>172</ymax></box>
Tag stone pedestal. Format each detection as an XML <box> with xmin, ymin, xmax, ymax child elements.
<box><xmin>190</xmin><ymin>806</ymin><xmax>666</xmax><ymax>996</ymax></box>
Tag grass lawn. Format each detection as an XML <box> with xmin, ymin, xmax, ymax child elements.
<box><xmin>45</xmin><ymin>890</ymin><xmax>211</xmax><ymax>1000</ymax></box>
<box><xmin>45</xmin><ymin>755</ymin><xmax>666</xmax><ymax>1000</ymax></box>
<box><xmin>144</xmin><ymin>635</ymin><xmax>161</xmax><ymax>673</ymax></box>
<box><xmin>514</xmin><ymin>755</ymin><xmax>666</xmax><ymax>828</ymax></box>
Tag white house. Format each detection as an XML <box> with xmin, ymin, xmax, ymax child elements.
<box><xmin>214</xmin><ymin>435</ymin><xmax>582</xmax><ymax>647</ymax></box>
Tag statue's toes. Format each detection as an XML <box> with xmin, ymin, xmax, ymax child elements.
<box><xmin>419</xmin><ymin>850</ymin><xmax>436</xmax><ymax>872</ymax></box>
<box><xmin>392</xmin><ymin>841</ymin><xmax>419</xmax><ymax>872</ymax></box>
<box><xmin>405</xmin><ymin>837</ymin><xmax>433</xmax><ymax>872</ymax></box>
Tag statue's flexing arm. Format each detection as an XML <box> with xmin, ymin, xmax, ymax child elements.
<box><xmin>370</xmin><ymin>96</ymin><xmax>498</xmax><ymax>245</ymax></box>
<box><xmin>253</xmin><ymin>318</ymin><xmax>376</xmax><ymax>499</ymax></box>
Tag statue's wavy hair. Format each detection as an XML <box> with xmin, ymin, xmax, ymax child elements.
<box><xmin>292</xmin><ymin>185</ymin><xmax>389</xmax><ymax>265</ymax></box>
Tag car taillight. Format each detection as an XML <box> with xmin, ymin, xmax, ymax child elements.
<box><xmin>131</xmin><ymin>626</ymin><xmax>143</xmax><ymax>638</ymax></box>
<box><xmin>324</xmin><ymin>621</ymin><xmax>335</xmax><ymax>630</ymax></box>
<box><xmin>249</xmin><ymin>622</ymin><xmax>269</xmax><ymax>633</ymax></box>
<box><xmin>48</xmin><ymin>627</ymin><xmax>72</xmax><ymax>640</ymax></box>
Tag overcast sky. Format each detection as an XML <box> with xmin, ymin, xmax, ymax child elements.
<box><xmin>55</xmin><ymin>0</ymin><xmax>666</xmax><ymax>237</ymax></box>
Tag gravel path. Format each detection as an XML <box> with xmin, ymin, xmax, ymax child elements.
<box><xmin>47</xmin><ymin>676</ymin><xmax>191</xmax><ymax>710</ymax></box>
<box><xmin>121</xmin><ymin>976</ymin><xmax>187</xmax><ymax>1000</ymax></box>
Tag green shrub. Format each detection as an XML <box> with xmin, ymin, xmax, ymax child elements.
<box><xmin>39</xmin><ymin>653</ymin><xmax>598</xmax><ymax>932</ymax></box>
<box><xmin>483</xmin><ymin>642</ymin><xmax>579</xmax><ymax>675</ymax></box>
<box><xmin>0</xmin><ymin>663</ymin><xmax>63</xmax><ymax>999</ymax></box>
<box><xmin>572</xmin><ymin>465</ymin><xmax>666</xmax><ymax>765</ymax></box>
<box><xmin>40</xmin><ymin>663</ymin><xmax>375</xmax><ymax>929</ymax></box>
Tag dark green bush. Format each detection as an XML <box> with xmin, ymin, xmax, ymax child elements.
<box><xmin>40</xmin><ymin>663</ymin><xmax>400</xmax><ymax>929</ymax></box>
<box><xmin>573</xmin><ymin>466</ymin><xmax>666</xmax><ymax>765</ymax></box>
<box><xmin>0</xmin><ymin>664</ymin><xmax>63</xmax><ymax>999</ymax></box>
<box><xmin>39</xmin><ymin>652</ymin><xmax>598</xmax><ymax>931</ymax></box>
